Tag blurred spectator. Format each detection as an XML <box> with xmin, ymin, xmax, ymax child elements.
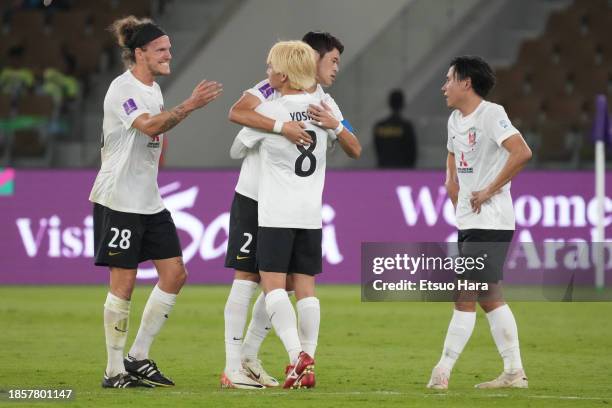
<box><xmin>0</xmin><ymin>67</ymin><xmax>34</xmax><ymax>97</ymax></box>
<box><xmin>373</xmin><ymin>89</ymin><xmax>417</xmax><ymax>168</ymax></box>
<box><xmin>42</xmin><ymin>68</ymin><xmax>79</xmax><ymax>104</ymax></box>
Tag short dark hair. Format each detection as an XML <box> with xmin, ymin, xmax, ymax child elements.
<box><xmin>389</xmin><ymin>89</ymin><xmax>404</xmax><ymax>111</ymax></box>
<box><xmin>302</xmin><ymin>31</ymin><xmax>344</xmax><ymax>58</ymax></box>
<box><xmin>450</xmin><ymin>56</ymin><xmax>496</xmax><ymax>98</ymax></box>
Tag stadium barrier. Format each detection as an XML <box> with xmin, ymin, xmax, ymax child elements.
<box><xmin>0</xmin><ymin>169</ymin><xmax>610</xmax><ymax>284</ymax></box>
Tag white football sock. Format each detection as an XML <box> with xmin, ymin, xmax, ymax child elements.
<box><xmin>104</xmin><ymin>292</ymin><xmax>130</xmax><ymax>377</ymax></box>
<box><xmin>265</xmin><ymin>289</ymin><xmax>301</xmax><ymax>364</ymax></box>
<box><xmin>128</xmin><ymin>285</ymin><xmax>176</xmax><ymax>361</ymax></box>
<box><xmin>436</xmin><ymin>309</ymin><xmax>476</xmax><ymax>372</ymax></box>
<box><xmin>222</xmin><ymin>279</ymin><xmax>258</xmax><ymax>372</ymax></box>
<box><xmin>486</xmin><ymin>304</ymin><xmax>523</xmax><ymax>373</ymax></box>
<box><xmin>242</xmin><ymin>290</ymin><xmax>295</xmax><ymax>360</ymax></box>
<box><xmin>241</xmin><ymin>291</ymin><xmax>270</xmax><ymax>360</ymax></box>
<box><xmin>297</xmin><ymin>297</ymin><xmax>320</xmax><ymax>357</ymax></box>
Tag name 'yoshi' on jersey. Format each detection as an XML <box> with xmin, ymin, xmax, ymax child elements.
<box><xmin>232</xmin><ymin>79</ymin><xmax>344</xmax><ymax>202</ymax></box>
<box><xmin>231</xmin><ymin>93</ymin><xmax>334</xmax><ymax>229</ymax></box>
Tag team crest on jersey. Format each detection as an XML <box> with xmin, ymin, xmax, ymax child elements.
<box><xmin>468</xmin><ymin>127</ymin><xmax>477</xmax><ymax>146</ymax></box>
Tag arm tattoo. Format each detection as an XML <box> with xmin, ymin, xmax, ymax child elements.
<box><xmin>159</xmin><ymin>103</ymin><xmax>190</xmax><ymax>133</ymax></box>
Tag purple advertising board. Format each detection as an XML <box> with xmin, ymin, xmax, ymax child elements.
<box><xmin>0</xmin><ymin>169</ymin><xmax>610</xmax><ymax>284</ymax></box>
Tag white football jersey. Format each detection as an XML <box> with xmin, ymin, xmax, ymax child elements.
<box><xmin>447</xmin><ymin>100</ymin><xmax>520</xmax><ymax>230</ymax></box>
<box><xmin>89</xmin><ymin>70</ymin><xmax>165</xmax><ymax>214</ymax></box>
<box><xmin>234</xmin><ymin>93</ymin><xmax>331</xmax><ymax>229</ymax></box>
<box><xmin>234</xmin><ymin>78</ymin><xmax>343</xmax><ymax>201</ymax></box>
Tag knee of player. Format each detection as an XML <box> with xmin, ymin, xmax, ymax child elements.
<box><xmin>180</xmin><ymin>266</ymin><xmax>188</xmax><ymax>282</ymax></box>
<box><xmin>110</xmin><ymin>287</ymin><xmax>134</xmax><ymax>301</ymax></box>
<box><xmin>454</xmin><ymin>300</ymin><xmax>477</xmax><ymax>312</ymax></box>
<box><xmin>171</xmin><ymin>265</ymin><xmax>188</xmax><ymax>287</ymax></box>
<box><xmin>479</xmin><ymin>300</ymin><xmax>505</xmax><ymax>313</ymax></box>
<box><xmin>234</xmin><ymin>270</ymin><xmax>260</xmax><ymax>283</ymax></box>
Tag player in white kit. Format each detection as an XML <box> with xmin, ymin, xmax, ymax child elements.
<box><xmin>221</xmin><ymin>33</ymin><xmax>361</xmax><ymax>389</ymax></box>
<box><xmin>90</xmin><ymin>16</ymin><xmax>222</xmax><ymax>388</ymax></box>
<box><xmin>427</xmin><ymin>56</ymin><xmax>532</xmax><ymax>390</ymax></box>
<box><xmin>228</xmin><ymin>41</ymin><xmax>339</xmax><ymax>389</ymax></box>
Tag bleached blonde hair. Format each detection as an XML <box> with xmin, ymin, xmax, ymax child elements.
<box><xmin>267</xmin><ymin>40</ymin><xmax>317</xmax><ymax>91</ymax></box>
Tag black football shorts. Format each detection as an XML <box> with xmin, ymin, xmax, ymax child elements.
<box><xmin>93</xmin><ymin>203</ymin><xmax>182</xmax><ymax>269</ymax></box>
<box><xmin>224</xmin><ymin>192</ymin><xmax>259</xmax><ymax>273</ymax></box>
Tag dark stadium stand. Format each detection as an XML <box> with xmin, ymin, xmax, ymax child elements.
<box><xmin>0</xmin><ymin>93</ymin><xmax>11</xmax><ymax>161</ymax></box>
<box><xmin>0</xmin><ymin>0</ymin><xmax>609</xmax><ymax>168</ymax></box>
<box><xmin>0</xmin><ymin>0</ymin><xmax>154</xmax><ymax>166</ymax></box>
<box><xmin>13</xmin><ymin>93</ymin><xmax>55</xmax><ymax>158</ymax></box>
<box><xmin>490</xmin><ymin>0</ymin><xmax>612</xmax><ymax>168</ymax></box>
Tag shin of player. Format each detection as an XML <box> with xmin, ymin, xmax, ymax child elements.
<box><xmin>428</xmin><ymin>56</ymin><xmax>531</xmax><ymax>390</ymax></box>
<box><xmin>93</xmin><ymin>16</ymin><xmax>221</xmax><ymax>389</ymax></box>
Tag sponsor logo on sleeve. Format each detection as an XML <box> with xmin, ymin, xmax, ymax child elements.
<box><xmin>122</xmin><ymin>98</ymin><xmax>138</xmax><ymax>115</ymax></box>
<box><xmin>499</xmin><ymin>119</ymin><xmax>509</xmax><ymax>129</ymax></box>
<box><xmin>258</xmin><ymin>83</ymin><xmax>274</xmax><ymax>99</ymax></box>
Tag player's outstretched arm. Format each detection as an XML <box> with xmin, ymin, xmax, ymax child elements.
<box><xmin>445</xmin><ymin>152</ymin><xmax>459</xmax><ymax>208</ymax></box>
<box><xmin>469</xmin><ymin>133</ymin><xmax>532</xmax><ymax>213</ymax></box>
<box><xmin>228</xmin><ymin>93</ymin><xmax>313</xmax><ymax>144</ymax></box>
<box><xmin>133</xmin><ymin>80</ymin><xmax>223</xmax><ymax>138</ymax></box>
<box><xmin>308</xmin><ymin>101</ymin><xmax>361</xmax><ymax>159</ymax></box>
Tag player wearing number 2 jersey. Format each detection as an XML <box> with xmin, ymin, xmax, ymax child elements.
<box><xmin>89</xmin><ymin>16</ymin><xmax>222</xmax><ymax>389</ymax></box>
<box><xmin>229</xmin><ymin>40</ymin><xmax>333</xmax><ymax>390</ymax></box>
<box><xmin>221</xmin><ymin>33</ymin><xmax>361</xmax><ymax>389</ymax></box>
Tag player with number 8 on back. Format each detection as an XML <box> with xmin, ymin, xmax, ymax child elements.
<box><xmin>89</xmin><ymin>15</ymin><xmax>222</xmax><ymax>389</ymax></box>
<box><xmin>227</xmin><ymin>40</ymin><xmax>358</xmax><ymax>389</ymax></box>
<box><xmin>221</xmin><ymin>32</ymin><xmax>360</xmax><ymax>390</ymax></box>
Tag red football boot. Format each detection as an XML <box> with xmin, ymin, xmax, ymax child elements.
<box><xmin>283</xmin><ymin>352</ymin><xmax>315</xmax><ymax>389</ymax></box>
<box><xmin>298</xmin><ymin>369</ymin><xmax>315</xmax><ymax>388</ymax></box>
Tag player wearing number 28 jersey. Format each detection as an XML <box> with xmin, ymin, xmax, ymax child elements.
<box><xmin>89</xmin><ymin>16</ymin><xmax>222</xmax><ymax>389</ymax></box>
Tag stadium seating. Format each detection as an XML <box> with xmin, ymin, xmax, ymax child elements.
<box><xmin>11</xmin><ymin>94</ymin><xmax>55</xmax><ymax>160</ymax></box>
<box><xmin>1</xmin><ymin>0</ymin><xmax>608</xmax><ymax>169</ymax></box>
<box><xmin>0</xmin><ymin>93</ymin><xmax>12</xmax><ymax>163</ymax></box>
<box><xmin>0</xmin><ymin>0</ymin><xmax>152</xmax><ymax>165</ymax></box>
<box><xmin>505</xmin><ymin>96</ymin><xmax>545</xmax><ymax>132</ymax></box>
<box><xmin>490</xmin><ymin>0</ymin><xmax>612</xmax><ymax>167</ymax></box>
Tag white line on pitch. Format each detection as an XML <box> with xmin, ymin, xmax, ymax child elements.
<box><xmin>75</xmin><ymin>390</ymin><xmax>612</xmax><ymax>401</ymax></box>
<box><xmin>529</xmin><ymin>395</ymin><xmax>609</xmax><ymax>401</ymax></box>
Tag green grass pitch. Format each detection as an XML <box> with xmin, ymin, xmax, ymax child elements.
<box><xmin>1</xmin><ymin>285</ymin><xmax>611</xmax><ymax>407</ymax></box>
